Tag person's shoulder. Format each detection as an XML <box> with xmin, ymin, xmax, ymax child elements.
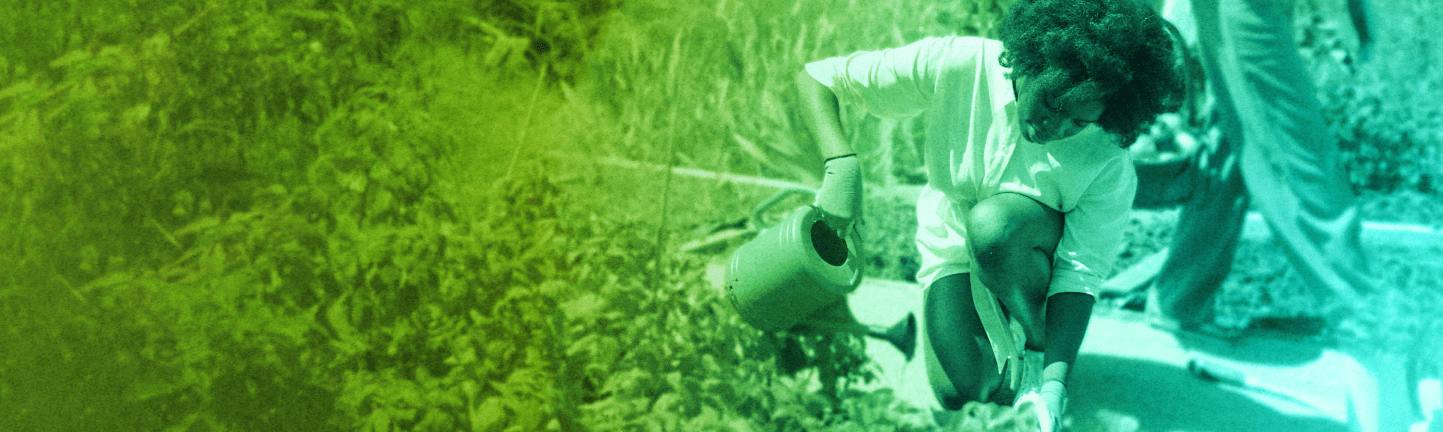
<box><xmin>912</xmin><ymin>36</ymin><xmax>1003</xmax><ymax>78</ymax></box>
<box><xmin>1089</xmin><ymin>131</ymin><xmax>1137</xmax><ymax>183</ymax></box>
<box><xmin>976</xmin><ymin>37</ymin><xmax>1003</xmax><ymax>53</ymax></box>
<box><xmin>1080</xmin><ymin>127</ymin><xmax>1127</xmax><ymax>151</ymax></box>
<box><xmin>1067</xmin><ymin>129</ymin><xmax>1137</xmax><ymax>198</ymax></box>
<box><xmin>916</xmin><ymin>36</ymin><xmax>1000</xmax><ymax>55</ymax></box>
<box><xmin>1066</xmin><ymin>128</ymin><xmax>1135</xmax><ymax>166</ymax></box>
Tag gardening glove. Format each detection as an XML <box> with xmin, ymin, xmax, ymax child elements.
<box><xmin>814</xmin><ymin>154</ymin><xmax>862</xmax><ymax>235</ymax></box>
<box><xmin>1014</xmin><ymin>380</ymin><xmax>1066</xmax><ymax>432</ymax></box>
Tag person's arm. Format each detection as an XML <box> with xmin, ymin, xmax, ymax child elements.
<box><xmin>1043</xmin><ymin>292</ymin><xmax>1093</xmax><ymax>383</ymax></box>
<box><xmin>795</xmin><ymin>70</ymin><xmax>862</xmax><ymax>229</ymax></box>
<box><xmin>795</xmin><ymin>70</ymin><xmax>854</xmax><ymax>160</ymax></box>
<box><xmin>1021</xmin><ymin>157</ymin><xmax>1134</xmax><ymax>429</ymax></box>
<box><xmin>795</xmin><ymin>35</ymin><xmax>962</xmax><ymax>158</ymax></box>
<box><xmin>1043</xmin><ymin>155</ymin><xmax>1139</xmax><ymax>384</ymax></box>
<box><xmin>793</xmin><ymin>37</ymin><xmax>947</xmax><ymax>228</ymax></box>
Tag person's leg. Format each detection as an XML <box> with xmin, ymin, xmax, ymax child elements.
<box><xmin>964</xmin><ymin>192</ymin><xmax>1063</xmax><ymax>351</ymax></box>
<box><xmin>1143</xmin><ymin>0</ymin><xmax>1256</xmax><ymax>332</ymax></box>
<box><xmin>1212</xmin><ymin>0</ymin><xmax>1377</xmax><ymax>315</ymax></box>
<box><xmin>1147</xmin><ymin>87</ymin><xmax>1250</xmax><ymax>330</ymax></box>
<box><xmin>964</xmin><ymin>192</ymin><xmax>1093</xmax><ymax>412</ymax></box>
<box><xmin>1148</xmin><ymin>151</ymin><xmax>1249</xmax><ymax>328</ymax></box>
<box><xmin>923</xmin><ymin>273</ymin><xmax>1000</xmax><ymax>409</ymax></box>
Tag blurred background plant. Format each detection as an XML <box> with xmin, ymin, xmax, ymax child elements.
<box><xmin>1296</xmin><ymin>0</ymin><xmax>1443</xmax><ymax>195</ymax></box>
<box><xmin>0</xmin><ymin>0</ymin><xmax>974</xmax><ymax>430</ymax></box>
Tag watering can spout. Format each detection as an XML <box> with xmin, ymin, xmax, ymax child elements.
<box><xmin>867</xmin><ymin>313</ymin><xmax>918</xmax><ymax>361</ymax></box>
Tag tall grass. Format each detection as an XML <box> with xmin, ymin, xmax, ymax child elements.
<box><xmin>576</xmin><ymin>0</ymin><xmax>1441</xmax><ymax>197</ymax></box>
<box><xmin>579</xmin><ymin>0</ymin><xmax>1011</xmax><ymax>188</ymax></box>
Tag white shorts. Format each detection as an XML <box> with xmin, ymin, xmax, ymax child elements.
<box><xmin>913</xmin><ymin>184</ymin><xmax>975</xmax><ymax>290</ymax></box>
<box><xmin>912</xmin><ymin>184</ymin><xmax>1090</xmax><ymax>298</ymax></box>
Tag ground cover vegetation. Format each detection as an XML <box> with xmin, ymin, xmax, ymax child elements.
<box><xmin>1</xmin><ymin>0</ymin><xmax>1439</xmax><ymax>431</ymax></box>
<box><xmin>0</xmin><ymin>0</ymin><xmax>958</xmax><ymax>430</ymax></box>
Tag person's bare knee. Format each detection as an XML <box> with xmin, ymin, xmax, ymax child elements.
<box><xmin>964</xmin><ymin>198</ymin><xmax>1014</xmax><ymax>271</ymax></box>
<box><xmin>964</xmin><ymin>193</ymin><xmax>1063</xmax><ymax>347</ymax></box>
<box><xmin>965</xmin><ymin>193</ymin><xmax>1063</xmax><ymax>270</ymax></box>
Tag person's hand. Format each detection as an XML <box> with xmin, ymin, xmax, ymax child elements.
<box><xmin>814</xmin><ymin>154</ymin><xmax>862</xmax><ymax>233</ymax></box>
<box><xmin>1015</xmin><ymin>380</ymin><xmax>1066</xmax><ymax>432</ymax></box>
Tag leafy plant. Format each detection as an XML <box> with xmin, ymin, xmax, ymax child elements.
<box><xmin>1296</xmin><ymin>0</ymin><xmax>1443</xmax><ymax>195</ymax></box>
<box><xmin>0</xmin><ymin>0</ymin><xmax>619</xmax><ymax>430</ymax></box>
<box><xmin>12</xmin><ymin>0</ymin><xmax>1438</xmax><ymax>431</ymax></box>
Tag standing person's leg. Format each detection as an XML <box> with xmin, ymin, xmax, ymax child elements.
<box><xmin>1147</xmin><ymin>0</ymin><xmax>1251</xmax><ymax>332</ymax></box>
<box><xmin>1191</xmin><ymin>3</ymin><xmax>1404</xmax><ymax>430</ymax></box>
<box><xmin>1147</xmin><ymin>146</ymin><xmax>1249</xmax><ymax>330</ymax></box>
<box><xmin>1212</xmin><ymin>0</ymin><xmax>1377</xmax><ymax>316</ymax></box>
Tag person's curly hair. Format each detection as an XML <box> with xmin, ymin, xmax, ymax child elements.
<box><xmin>998</xmin><ymin>0</ymin><xmax>1183</xmax><ymax>146</ymax></box>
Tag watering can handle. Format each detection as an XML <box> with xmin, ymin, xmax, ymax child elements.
<box><xmin>749</xmin><ymin>187</ymin><xmax>818</xmax><ymax>230</ymax></box>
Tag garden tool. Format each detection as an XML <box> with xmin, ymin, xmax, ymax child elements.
<box><xmin>972</xmin><ymin>272</ymin><xmax>1060</xmax><ymax>428</ymax></box>
<box><xmin>725</xmin><ymin>200</ymin><xmax>862</xmax><ymax>333</ymax></box>
<box><xmin>1187</xmin><ymin>358</ymin><xmax>1315</xmax><ymax>408</ymax></box>
<box><xmin>867</xmin><ymin>313</ymin><xmax>918</xmax><ymax>361</ymax></box>
<box><xmin>724</xmin><ymin>189</ymin><xmax>916</xmax><ymax>359</ymax></box>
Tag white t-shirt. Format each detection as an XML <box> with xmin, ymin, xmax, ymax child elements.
<box><xmin>804</xmin><ymin>36</ymin><xmax>1136</xmax><ymax>298</ymax></box>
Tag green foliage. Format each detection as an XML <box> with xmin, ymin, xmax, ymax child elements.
<box><xmin>1296</xmin><ymin>0</ymin><xmax>1443</xmax><ymax>195</ymax></box>
<box><xmin>17</xmin><ymin>0</ymin><xmax>1437</xmax><ymax>431</ymax></box>
<box><xmin>584</xmin><ymin>0</ymin><xmax>1010</xmax><ymax>187</ymax></box>
<box><xmin>863</xmin><ymin>193</ymin><xmax>925</xmax><ymax>282</ymax></box>
<box><xmin>0</xmin><ymin>0</ymin><xmax>938</xmax><ymax>426</ymax></box>
<box><xmin>469</xmin><ymin>0</ymin><xmax>620</xmax><ymax>82</ymax></box>
<box><xmin>0</xmin><ymin>0</ymin><xmax>613</xmax><ymax>430</ymax></box>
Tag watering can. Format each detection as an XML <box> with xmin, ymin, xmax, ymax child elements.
<box><xmin>722</xmin><ymin>189</ymin><xmax>916</xmax><ymax>362</ymax></box>
<box><xmin>723</xmin><ymin>198</ymin><xmax>863</xmax><ymax>333</ymax></box>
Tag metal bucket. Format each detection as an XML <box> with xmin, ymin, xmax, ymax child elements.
<box><xmin>724</xmin><ymin>205</ymin><xmax>863</xmax><ymax>332</ymax></box>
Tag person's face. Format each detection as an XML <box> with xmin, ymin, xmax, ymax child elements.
<box><xmin>1015</xmin><ymin>74</ymin><xmax>1106</xmax><ymax>144</ymax></box>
